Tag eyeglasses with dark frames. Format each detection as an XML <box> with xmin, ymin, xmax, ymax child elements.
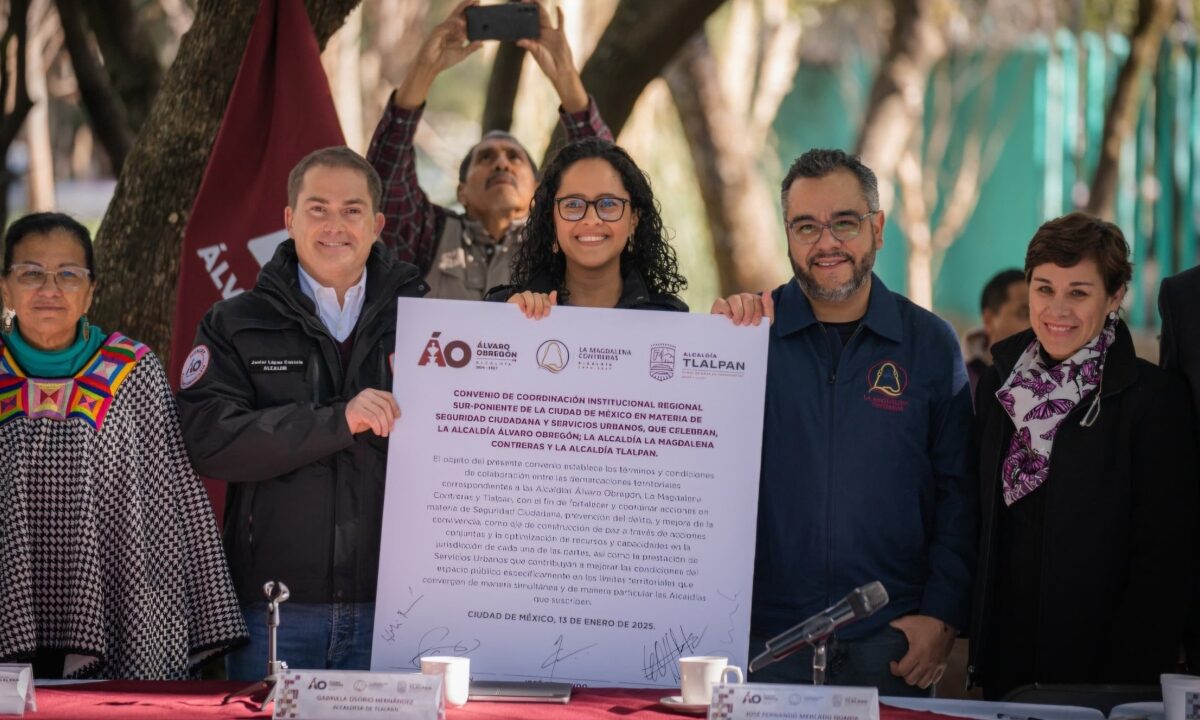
<box><xmin>555</xmin><ymin>196</ymin><xmax>630</xmax><ymax>222</ymax></box>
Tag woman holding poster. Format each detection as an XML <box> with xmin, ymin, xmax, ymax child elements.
<box><xmin>486</xmin><ymin>138</ymin><xmax>688</xmax><ymax>314</ymax></box>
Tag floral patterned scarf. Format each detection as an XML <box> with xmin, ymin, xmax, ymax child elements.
<box><xmin>995</xmin><ymin>317</ymin><xmax>1117</xmax><ymax>505</ymax></box>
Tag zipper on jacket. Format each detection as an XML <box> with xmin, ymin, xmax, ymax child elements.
<box><xmin>308</xmin><ymin>349</ymin><xmax>322</xmax><ymax>404</ymax></box>
<box><xmin>820</xmin><ymin>323</ymin><xmax>864</xmax><ymax>608</ymax></box>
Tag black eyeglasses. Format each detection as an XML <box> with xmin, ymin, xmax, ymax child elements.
<box><xmin>787</xmin><ymin>211</ymin><xmax>879</xmax><ymax>244</ymax></box>
<box><xmin>555</xmin><ymin>197</ymin><xmax>630</xmax><ymax>222</ymax></box>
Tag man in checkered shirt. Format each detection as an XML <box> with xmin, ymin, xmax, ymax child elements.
<box><xmin>366</xmin><ymin>0</ymin><xmax>612</xmax><ymax>301</ymax></box>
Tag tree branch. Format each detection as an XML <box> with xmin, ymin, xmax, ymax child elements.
<box><xmin>544</xmin><ymin>0</ymin><xmax>726</xmax><ymax>158</ymax></box>
<box><xmin>0</xmin><ymin>0</ymin><xmax>34</xmax><ymax>153</ymax></box>
<box><xmin>854</xmin><ymin>0</ymin><xmax>946</xmax><ymax>211</ymax></box>
<box><xmin>0</xmin><ymin>0</ymin><xmax>33</xmax><ymax>239</ymax></box>
<box><xmin>481</xmin><ymin>43</ymin><xmax>526</xmax><ymax>133</ymax></box>
<box><xmin>1086</xmin><ymin>0</ymin><xmax>1176</xmax><ymax>218</ymax></box>
<box><xmin>56</xmin><ymin>0</ymin><xmax>135</xmax><ymax>173</ymax></box>
<box><xmin>79</xmin><ymin>0</ymin><xmax>162</xmax><ymax>133</ymax></box>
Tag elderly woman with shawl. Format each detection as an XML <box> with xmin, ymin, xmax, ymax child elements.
<box><xmin>0</xmin><ymin>212</ymin><xmax>246</xmax><ymax>678</ymax></box>
<box><xmin>968</xmin><ymin>213</ymin><xmax>1199</xmax><ymax>698</ymax></box>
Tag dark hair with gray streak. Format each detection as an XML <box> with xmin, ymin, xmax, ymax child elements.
<box><xmin>458</xmin><ymin>130</ymin><xmax>539</xmax><ymax>182</ymax></box>
<box><xmin>779</xmin><ymin>149</ymin><xmax>880</xmax><ymax>217</ymax></box>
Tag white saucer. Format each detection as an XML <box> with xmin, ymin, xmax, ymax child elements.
<box><xmin>659</xmin><ymin>695</ymin><xmax>710</xmax><ymax>715</ymax></box>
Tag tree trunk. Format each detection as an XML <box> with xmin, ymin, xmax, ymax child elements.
<box><xmin>544</xmin><ymin>0</ymin><xmax>726</xmax><ymax>157</ymax></box>
<box><xmin>665</xmin><ymin>33</ymin><xmax>782</xmax><ymax>295</ymax></box>
<box><xmin>56</xmin><ymin>0</ymin><xmax>135</xmax><ymax>173</ymax></box>
<box><xmin>23</xmin><ymin>0</ymin><xmax>55</xmax><ymax>211</ymax></box>
<box><xmin>481</xmin><ymin>42</ymin><xmax>526</xmax><ymax>133</ymax></box>
<box><xmin>89</xmin><ymin>0</ymin><xmax>360</xmax><ymax>354</ymax></box>
<box><xmin>853</xmin><ymin>0</ymin><xmax>946</xmax><ymax>211</ymax></box>
<box><xmin>0</xmin><ymin>0</ymin><xmax>34</xmax><ymax>238</ymax></box>
<box><xmin>1086</xmin><ymin>0</ymin><xmax>1175</xmax><ymax>219</ymax></box>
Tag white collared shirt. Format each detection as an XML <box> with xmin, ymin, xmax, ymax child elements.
<box><xmin>297</xmin><ymin>265</ymin><xmax>367</xmax><ymax>342</ymax></box>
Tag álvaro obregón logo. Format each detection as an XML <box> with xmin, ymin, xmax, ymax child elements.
<box><xmin>649</xmin><ymin>344</ymin><xmax>676</xmax><ymax>381</ymax></box>
<box><xmin>418</xmin><ymin>331</ymin><xmax>472</xmax><ymax>368</ymax></box>
<box><xmin>536</xmin><ymin>340</ymin><xmax>570</xmax><ymax>373</ymax></box>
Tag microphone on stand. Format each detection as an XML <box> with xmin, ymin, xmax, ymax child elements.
<box><xmin>749</xmin><ymin>581</ymin><xmax>889</xmax><ymax>673</ymax></box>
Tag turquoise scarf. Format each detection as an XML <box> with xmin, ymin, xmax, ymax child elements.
<box><xmin>4</xmin><ymin>319</ymin><xmax>106</xmax><ymax>378</ymax></box>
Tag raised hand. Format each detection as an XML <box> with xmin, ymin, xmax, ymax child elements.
<box><xmin>516</xmin><ymin>2</ymin><xmax>588</xmax><ymax>112</ymax></box>
<box><xmin>395</xmin><ymin>0</ymin><xmax>484</xmax><ymax>109</ymax></box>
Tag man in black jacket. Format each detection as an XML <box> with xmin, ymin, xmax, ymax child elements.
<box><xmin>1158</xmin><ymin>264</ymin><xmax>1200</xmax><ymax>670</ymax></box>
<box><xmin>177</xmin><ymin>147</ymin><xmax>427</xmax><ymax>680</ymax></box>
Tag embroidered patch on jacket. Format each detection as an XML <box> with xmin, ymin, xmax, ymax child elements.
<box><xmin>0</xmin><ymin>332</ymin><xmax>150</xmax><ymax>430</ymax></box>
<box><xmin>865</xmin><ymin>359</ymin><xmax>910</xmax><ymax>412</ymax></box>
<box><xmin>180</xmin><ymin>345</ymin><xmax>211</xmax><ymax>389</ymax></box>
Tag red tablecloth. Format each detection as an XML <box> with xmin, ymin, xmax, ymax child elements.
<box><xmin>31</xmin><ymin>681</ymin><xmax>970</xmax><ymax>720</ymax></box>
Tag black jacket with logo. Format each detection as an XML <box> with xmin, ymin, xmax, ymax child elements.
<box><xmin>177</xmin><ymin>239</ymin><xmax>427</xmax><ymax>605</ymax></box>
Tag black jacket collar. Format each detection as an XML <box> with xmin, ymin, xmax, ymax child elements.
<box><xmin>257</xmin><ymin>239</ymin><xmax>426</xmax><ymax>319</ymax></box>
<box><xmin>520</xmin><ymin>268</ymin><xmax>688</xmax><ymax>311</ymax></box>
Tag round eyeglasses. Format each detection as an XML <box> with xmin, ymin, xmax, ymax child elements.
<box><xmin>556</xmin><ymin>197</ymin><xmax>630</xmax><ymax>222</ymax></box>
<box><xmin>7</xmin><ymin>264</ymin><xmax>92</xmax><ymax>292</ymax></box>
<box><xmin>787</xmin><ymin>211</ymin><xmax>879</xmax><ymax>244</ymax></box>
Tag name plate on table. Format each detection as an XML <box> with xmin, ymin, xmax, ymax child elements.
<box><xmin>273</xmin><ymin>670</ymin><xmax>443</xmax><ymax>720</ymax></box>
<box><xmin>0</xmin><ymin>665</ymin><xmax>36</xmax><ymax>716</ymax></box>
<box><xmin>710</xmin><ymin>683</ymin><xmax>879</xmax><ymax>720</ymax></box>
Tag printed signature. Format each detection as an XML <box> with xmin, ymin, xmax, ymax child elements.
<box><xmin>642</xmin><ymin>624</ymin><xmax>708</xmax><ymax>682</ymax></box>
<box><xmin>540</xmin><ymin>634</ymin><xmax>598</xmax><ymax>678</ymax></box>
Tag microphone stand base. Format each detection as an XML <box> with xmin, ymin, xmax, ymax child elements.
<box><xmin>812</xmin><ymin>640</ymin><xmax>828</xmax><ymax>686</ymax></box>
<box><xmin>222</xmin><ymin>674</ymin><xmax>282</xmax><ymax>711</ymax></box>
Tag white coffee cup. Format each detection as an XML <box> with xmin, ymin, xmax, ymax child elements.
<box><xmin>1162</xmin><ymin>673</ymin><xmax>1200</xmax><ymax>720</ymax></box>
<box><xmin>421</xmin><ymin>655</ymin><xmax>470</xmax><ymax>707</ymax></box>
<box><xmin>679</xmin><ymin>655</ymin><xmax>744</xmax><ymax>706</ymax></box>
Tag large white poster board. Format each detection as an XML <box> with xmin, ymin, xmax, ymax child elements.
<box><xmin>372</xmin><ymin>298</ymin><xmax>768</xmax><ymax>688</ymax></box>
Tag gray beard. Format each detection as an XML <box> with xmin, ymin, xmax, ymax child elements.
<box><xmin>790</xmin><ymin>245</ymin><xmax>876</xmax><ymax>303</ymax></box>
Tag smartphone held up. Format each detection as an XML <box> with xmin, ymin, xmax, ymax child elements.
<box><xmin>464</xmin><ymin>3</ymin><xmax>540</xmax><ymax>42</ymax></box>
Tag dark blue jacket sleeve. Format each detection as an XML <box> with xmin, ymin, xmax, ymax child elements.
<box><xmin>918</xmin><ymin>320</ymin><xmax>978</xmax><ymax>632</ymax></box>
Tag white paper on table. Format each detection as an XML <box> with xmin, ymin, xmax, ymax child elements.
<box><xmin>372</xmin><ymin>298</ymin><xmax>769</xmax><ymax>688</ymax></box>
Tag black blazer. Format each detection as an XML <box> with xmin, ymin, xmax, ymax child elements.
<box><xmin>1160</xmin><ymin>265</ymin><xmax>1200</xmax><ymax>420</ymax></box>
<box><xmin>968</xmin><ymin>322</ymin><xmax>1200</xmax><ymax>689</ymax></box>
<box><xmin>1158</xmin><ymin>265</ymin><xmax>1200</xmax><ymax>668</ymax></box>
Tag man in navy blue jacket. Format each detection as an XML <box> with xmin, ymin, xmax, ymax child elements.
<box><xmin>714</xmin><ymin>149</ymin><xmax>975</xmax><ymax>695</ymax></box>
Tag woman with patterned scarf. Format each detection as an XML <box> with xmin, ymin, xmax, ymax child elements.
<box><xmin>0</xmin><ymin>213</ymin><xmax>246</xmax><ymax>678</ymax></box>
<box><xmin>967</xmin><ymin>213</ymin><xmax>1199</xmax><ymax>698</ymax></box>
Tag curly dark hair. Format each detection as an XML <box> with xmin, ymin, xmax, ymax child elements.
<box><xmin>508</xmin><ymin>138</ymin><xmax>686</xmax><ymax>299</ymax></box>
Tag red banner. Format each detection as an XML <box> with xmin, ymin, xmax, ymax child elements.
<box><xmin>171</xmin><ymin>0</ymin><xmax>344</xmax><ymax>516</ymax></box>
